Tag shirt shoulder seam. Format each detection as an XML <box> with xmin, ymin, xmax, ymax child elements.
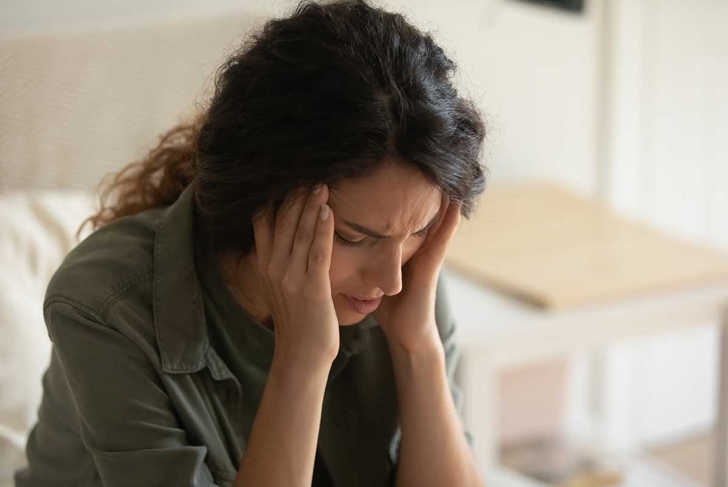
<box><xmin>99</xmin><ymin>263</ymin><xmax>155</xmax><ymax>315</ymax></box>
<box><xmin>44</xmin><ymin>263</ymin><xmax>155</xmax><ymax>323</ymax></box>
<box><xmin>43</xmin><ymin>295</ymin><xmax>107</xmax><ymax>325</ymax></box>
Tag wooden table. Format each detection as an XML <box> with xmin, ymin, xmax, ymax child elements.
<box><xmin>444</xmin><ymin>183</ymin><xmax>728</xmax><ymax>486</ymax></box>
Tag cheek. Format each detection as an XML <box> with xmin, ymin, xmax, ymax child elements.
<box><xmin>327</xmin><ymin>251</ymin><xmax>368</xmax><ymax>324</ymax></box>
<box><xmin>328</xmin><ymin>247</ymin><xmax>359</xmax><ymax>291</ymax></box>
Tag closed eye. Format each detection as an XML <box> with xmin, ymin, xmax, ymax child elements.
<box><xmin>334</xmin><ymin>232</ymin><xmax>366</xmax><ymax>248</ymax></box>
<box><xmin>334</xmin><ymin>228</ymin><xmax>429</xmax><ymax>248</ymax></box>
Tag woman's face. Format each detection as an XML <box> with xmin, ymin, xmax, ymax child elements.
<box><xmin>326</xmin><ymin>162</ymin><xmax>442</xmax><ymax>326</ymax></box>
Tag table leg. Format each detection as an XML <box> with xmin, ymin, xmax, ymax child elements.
<box><xmin>458</xmin><ymin>347</ymin><xmax>499</xmax><ymax>470</ymax></box>
<box><xmin>714</xmin><ymin>305</ymin><xmax>728</xmax><ymax>487</ymax></box>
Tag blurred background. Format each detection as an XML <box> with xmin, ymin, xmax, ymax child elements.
<box><xmin>1</xmin><ymin>0</ymin><xmax>727</xmax><ymax>486</ymax></box>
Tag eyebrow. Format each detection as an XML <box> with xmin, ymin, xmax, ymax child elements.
<box><xmin>340</xmin><ymin>213</ymin><xmax>440</xmax><ymax>239</ymax></box>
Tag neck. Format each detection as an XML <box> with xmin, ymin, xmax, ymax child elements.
<box><xmin>218</xmin><ymin>250</ymin><xmax>273</xmax><ymax>330</ymax></box>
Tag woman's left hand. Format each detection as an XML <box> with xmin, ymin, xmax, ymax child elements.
<box><xmin>372</xmin><ymin>194</ymin><xmax>462</xmax><ymax>352</ymax></box>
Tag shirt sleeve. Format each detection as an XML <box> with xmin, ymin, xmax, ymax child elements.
<box><xmin>386</xmin><ymin>269</ymin><xmax>475</xmax><ymax>473</ymax></box>
<box><xmin>18</xmin><ymin>298</ymin><xmax>221</xmax><ymax>487</ymax></box>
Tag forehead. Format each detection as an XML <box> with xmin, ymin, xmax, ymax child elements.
<box><xmin>328</xmin><ymin>162</ymin><xmax>442</xmax><ymax>233</ymax></box>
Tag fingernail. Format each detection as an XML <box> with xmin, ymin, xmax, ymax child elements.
<box><xmin>320</xmin><ymin>204</ymin><xmax>329</xmax><ymax>221</ymax></box>
<box><xmin>313</xmin><ymin>184</ymin><xmax>322</xmax><ymax>194</ymax></box>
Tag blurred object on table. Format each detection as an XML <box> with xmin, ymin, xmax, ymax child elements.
<box><xmin>502</xmin><ymin>436</ymin><xmax>624</xmax><ymax>486</ymax></box>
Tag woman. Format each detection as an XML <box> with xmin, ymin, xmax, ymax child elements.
<box><xmin>15</xmin><ymin>0</ymin><xmax>487</xmax><ymax>485</ymax></box>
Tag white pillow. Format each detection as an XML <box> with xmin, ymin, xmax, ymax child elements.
<box><xmin>0</xmin><ymin>190</ymin><xmax>95</xmax><ymax>481</ymax></box>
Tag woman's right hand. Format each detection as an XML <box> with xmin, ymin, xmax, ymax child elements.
<box><xmin>251</xmin><ymin>183</ymin><xmax>340</xmax><ymax>369</ymax></box>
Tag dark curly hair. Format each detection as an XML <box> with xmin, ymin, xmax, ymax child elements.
<box><xmin>83</xmin><ymin>0</ymin><xmax>488</xmax><ymax>256</ymax></box>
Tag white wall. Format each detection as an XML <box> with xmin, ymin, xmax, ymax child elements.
<box><xmin>604</xmin><ymin>0</ymin><xmax>728</xmax><ymax>248</ymax></box>
<box><xmin>1</xmin><ymin>0</ymin><xmax>604</xmax><ymax>198</ymax></box>
<box><xmin>600</xmin><ymin>0</ymin><xmax>728</xmax><ymax>450</ymax></box>
<box><xmin>0</xmin><ymin>0</ymin><xmax>277</xmax><ymax>34</ymax></box>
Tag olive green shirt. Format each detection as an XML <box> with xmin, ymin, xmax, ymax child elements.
<box><xmin>14</xmin><ymin>183</ymin><xmax>472</xmax><ymax>487</ymax></box>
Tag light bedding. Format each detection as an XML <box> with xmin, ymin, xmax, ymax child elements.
<box><xmin>0</xmin><ymin>191</ymin><xmax>95</xmax><ymax>485</ymax></box>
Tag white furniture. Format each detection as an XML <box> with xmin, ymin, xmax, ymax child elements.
<box><xmin>445</xmin><ymin>184</ymin><xmax>728</xmax><ymax>487</ymax></box>
<box><xmin>447</xmin><ymin>269</ymin><xmax>728</xmax><ymax>486</ymax></box>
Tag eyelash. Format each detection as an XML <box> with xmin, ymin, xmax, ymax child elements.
<box><xmin>334</xmin><ymin>230</ymin><xmax>429</xmax><ymax>248</ymax></box>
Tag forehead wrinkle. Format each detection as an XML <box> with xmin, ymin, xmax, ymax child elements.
<box><xmin>327</xmin><ymin>166</ymin><xmax>442</xmax><ymax>238</ymax></box>
<box><xmin>340</xmin><ymin>205</ymin><xmax>439</xmax><ymax>239</ymax></box>
<box><xmin>380</xmin><ymin>189</ymin><xmax>442</xmax><ymax>236</ymax></box>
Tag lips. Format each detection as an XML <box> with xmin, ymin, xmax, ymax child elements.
<box><xmin>342</xmin><ymin>294</ymin><xmax>382</xmax><ymax>314</ymax></box>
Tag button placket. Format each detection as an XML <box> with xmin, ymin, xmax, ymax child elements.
<box><xmin>205</xmin><ymin>347</ymin><xmax>246</xmax><ymax>459</ymax></box>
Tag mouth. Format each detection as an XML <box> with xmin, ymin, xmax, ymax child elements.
<box><xmin>341</xmin><ymin>294</ymin><xmax>383</xmax><ymax>314</ymax></box>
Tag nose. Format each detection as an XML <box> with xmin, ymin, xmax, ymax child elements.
<box><xmin>363</xmin><ymin>242</ymin><xmax>403</xmax><ymax>296</ymax></box>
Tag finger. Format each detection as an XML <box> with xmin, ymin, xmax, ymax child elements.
<box><xmin>252</xmin><ymin>200</ymin><xmax>275</xmax><ymax>269</ymax></box>
<box><xmin>290</xmin><ymin>184</ymin><xmax>329</xmax><ymax>276</ymax></box>
<box><xmin>421</xmin><ymin>193</ymin><xmax>450</xmax><ymax>248</ymax></box>
<box><xmin>429</xmin><ymin>199</ymin><xmax>462</xmax><ymax>256</ymax></box>
<box><xmin>444</xmin><ymin>199</ymin><xmax>462</xmax><ymax>238</ymax></box>
<box><xmin>420</xmin><ymin>196</ymin><xmax>461</xmax><ymax>257</ymax></box>
<box><xmin>270</xmin><ymin>187</ymin><xmax>308</xmax><ymax>268</ymax></box>
<box><xmin>307</xmin><ymin>200</ymin><xmax>335</xmax><ymax>283</ymax></box>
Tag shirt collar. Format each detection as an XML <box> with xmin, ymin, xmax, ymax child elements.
<box><xmin>153</xmin><ymin>182</ymin><xmax>379</xmax><ymax>375</ymax></box>
<box><xmin>153</xmin><ymin>183</ymin><xmax>209</xmax><ymax>373</ymax></box>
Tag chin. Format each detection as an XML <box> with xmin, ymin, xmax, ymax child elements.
<box><xmin>336</xmin><ymin>309</ymin><xmax>365</xmax><ymax>326</ymax></box>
